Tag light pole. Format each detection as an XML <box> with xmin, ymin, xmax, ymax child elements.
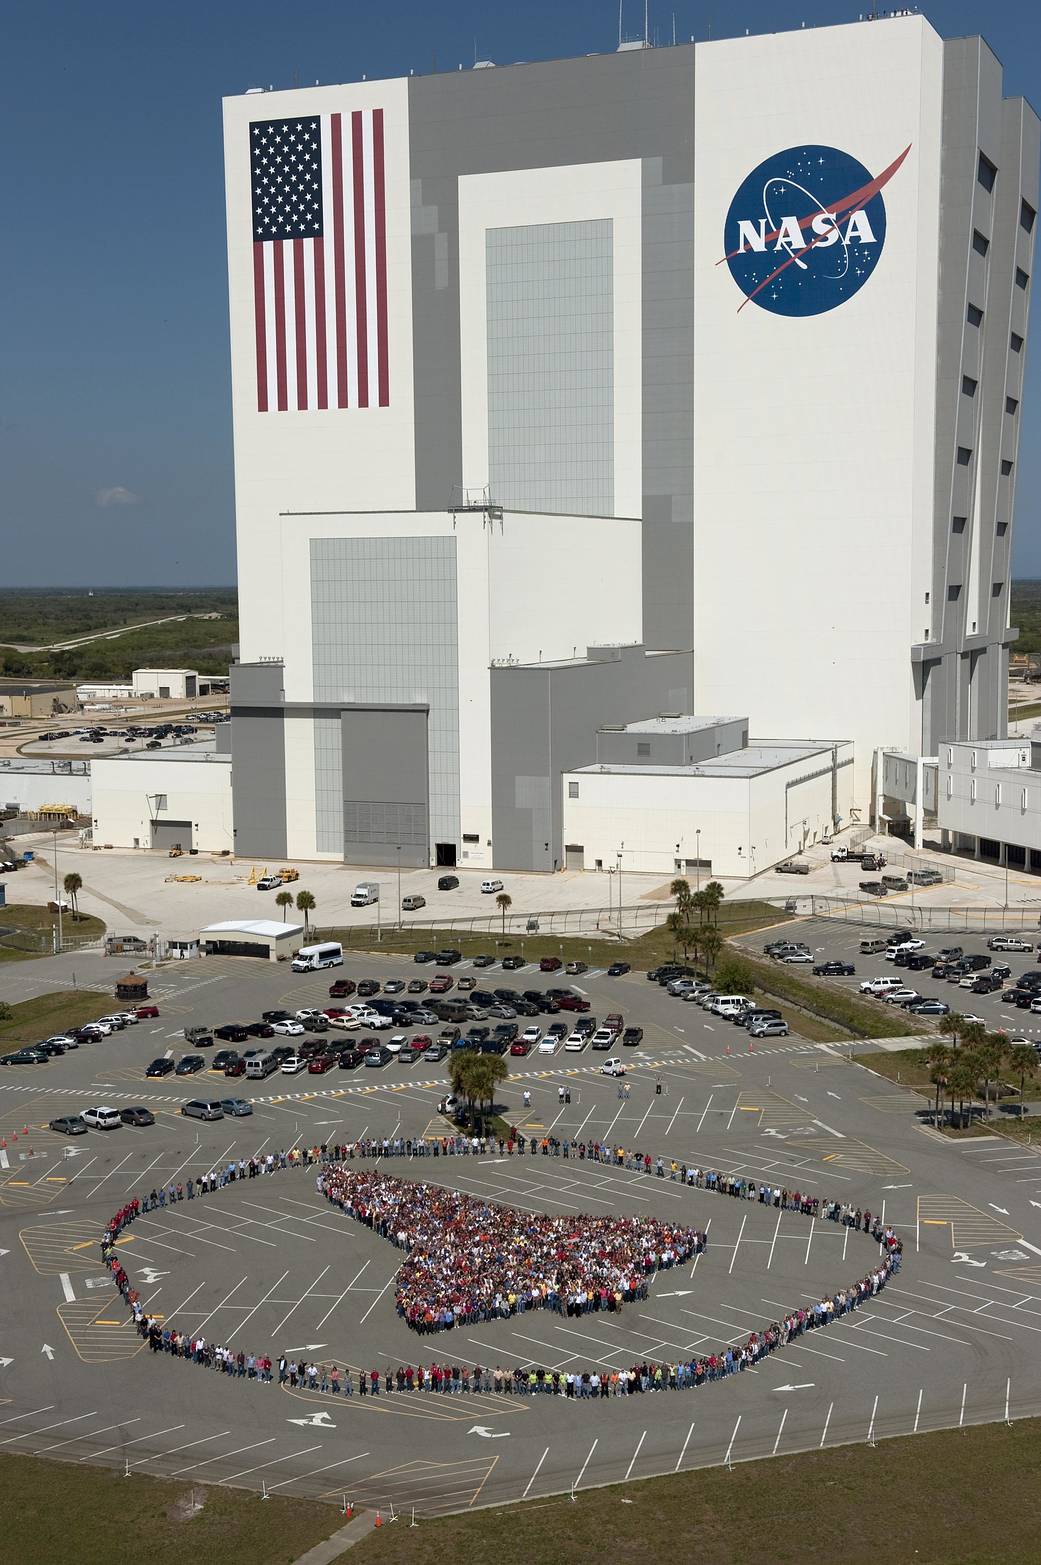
<box><xmin>606</xmin><ymin>864</ymin><xmax>615</xmax><ymax>928</ymax></box>
<box><xmin>695</xmin><ymin>829</ymin><xmax>701</xmax><ymax>893</ymax></box>
<box><xmin>616</xmin><ymin>846</ymin><xmax>623</xmax><ymax>939</ymax></box>
<box><xmin>52</xmin><ymin>829</ymin><xmax>63</xmax><ymax>954</ymax></box>
<box><xmin>396</xmin><ymin>846</ymin><xmax>402</xmax><ymax>929</ymax></box>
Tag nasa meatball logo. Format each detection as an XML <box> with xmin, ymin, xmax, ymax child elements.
<box><xmin>722</xmin><ymin>143</ymin><xmax>911</xmax><ymax>316</ymax></box>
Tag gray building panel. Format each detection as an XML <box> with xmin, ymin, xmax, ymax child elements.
<box><xmin>340</xmin><ymin>708</ymin><xmax>429</xmax><ymax>868</ymax></box>
<box><xmin>229</xmin><ymin>662</ymin><xmax>287</xmax><ymax>859</ymax></box>
<box><xmin>489</xmin><ymin>644</ymin><xmax>695</xmax><ymax>871</ymax></box>
<box><xmin>310</xmin><ymin>536</ymin><xmax>460</xmax><ymax>862</ymax></box>
<box><xmin>408</xmin><ymin>47</ymin><xmax>696</xmax><ymax>643</ymax></box>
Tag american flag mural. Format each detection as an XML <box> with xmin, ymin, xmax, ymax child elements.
<box><xmin>249</xmin><ymin>110</ymin><xmax>389</xmax><ymax>412</ymax></box>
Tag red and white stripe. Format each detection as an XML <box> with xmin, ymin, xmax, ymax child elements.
<box><xmin>253</xmin><ymin>107</ymin><xmax>389</xmax><ymax>413</ymax></box>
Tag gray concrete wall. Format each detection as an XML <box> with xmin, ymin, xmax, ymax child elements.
<box><xmin>489</xmin><ymin>645</ymin><xmax>694</xmax><ymax>871</ymax></box>
<box><xmin>340</xmin><ymin>708</ymin><xmax>429</xmax><ymax>868</ymax></box>
<box><xmin>921</xmin><ymin>40</ymin><xmax>1040</xmax><ymax>752</ymax></box>
<box><xmin>229</xmin><ymin>662</ymin><xmax>287</xmax><ymax>859</ymax></box>
<box><xmin>596</xmin><ymin>716</ymin><xmax>747</xmax><ymax>767</ymax></box>
<box><xmin>408</xmin><ymin>47</ymin><xmax>695</xmax><ymax>649</ymax></box>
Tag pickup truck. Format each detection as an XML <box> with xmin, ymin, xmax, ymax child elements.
<box><xmin>775</xmin><ymin>861</ymin><xmax>810</xmax><ymax>875</ymax></box>
<box><xmin>830</xmin><ymin>846</ymin><xmax>863</xmax><ymax>862</ymax></box>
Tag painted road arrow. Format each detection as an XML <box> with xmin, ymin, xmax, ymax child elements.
<box><xmin>1031</xmin><ymin>1201</ymin><xmax>1041</xmax><ymax>1210</ymax></box>
<box><xmin>469</xmin><ymin>1425</ymin><xmax>510</xmax><ymax>1438</ymax></box>
<box><xmin>283</xmin><ymin>1343</ymin><xmax>327</xmax><ymax>1353</ymax></box>
<box><xmin>40</xmin><ymin>1344</ymin><xmax>54</xmax><ymax>1360</ymax></box>
<box><xmin>773</xmin><ymin>1383</ymin><xmax>814</xmax><ymax>1392</ymax></box>
<box><xmin>883</xmin><ymin>1184</ymin><xmax>912</xmax><ymax>1190</ymax></box>
<box><xmin>288</xmin><ymin>1412</ymin><xmax>336</xmax><ymax>1429</ymax></box>
<box><xmin>0</xmin><ymin>1357</ymin><xmax>13</xmax><ymax>1368</ymax></box>
<box><xmin>989</xmin><ymin>1204</ymin><xmax>1010</xmax><ymax>1215</ymax></box>
<box><xmin>656</xmin><ymin>1289</ymin><xmax>694</xmax><ymax>1298</ymax></box>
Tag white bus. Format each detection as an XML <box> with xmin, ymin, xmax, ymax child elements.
<box><xmin>291</xmin><ymin>941</ymin><xmax>344</xmax><ymax>972</ymax></box>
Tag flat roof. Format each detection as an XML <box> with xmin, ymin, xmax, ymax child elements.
<box><xmin>201</xmin><ymin>920</ymin><xmax>303</xmax><ymax>938</ymax></box>
<box><xmin>97</xmin><ymin>741</ymin><xmax>226</xmax><ymax>764</ymax></box>
<box><xmin>0</xmin><ymin>679</ymin><xmax>76</xmax><ymax>694</ymax></box>
<box><xmin>602</xmin><ymin>714</ymin><xmax>743</xmax><ymax>735</ymax></box>
<box><xmin>573</xmin><ymin>738</ymin><xmax>840</xmax><ymax>780</ymax></box>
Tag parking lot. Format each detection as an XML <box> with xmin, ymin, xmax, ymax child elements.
<box><xmin>2</xmin><ymin>939</ymin><xmax>1041</xmax><ymax>1515</ymax></box>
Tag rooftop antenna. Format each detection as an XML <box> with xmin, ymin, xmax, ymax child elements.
<box><xmin>672</xmin><ymin>11</ymin><xmax>676</xmax><ymax>44</ymax></box>
<box><xmin>644</xmin><ymin>0</ymin><xmax>649</xmax><ymax>43</ymax></box>
<box><xmin>618</xmin><ymin>0</ymin><xmax>623</xmax><ymax>47</ymax></box>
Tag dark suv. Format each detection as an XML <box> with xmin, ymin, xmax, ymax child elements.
<box><xmin>434</xmin><ymin>949</ymin><xmax>463</xmax><ymax>966</ymax></box>
<box><xmin>437</xmin><ymin>875</ymin><xmax>459</xmax><ymax>891</ymax></box>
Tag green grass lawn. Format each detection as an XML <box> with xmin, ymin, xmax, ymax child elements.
<box><xmin>0</xmin><ymin>902</ymin><xmax>107</xmax><ymax>962</ymax></box>
<box><xmin>0</xmin><ymin>1451</ymin><xmax>345</xmax><ymax>1565</ymax></box>
<box><xmin>349</xmin><ymin>1417</ymin><xmax>1041</xmax><ymax>1565</ymax></box>
<box><xmin>0</xmin><ymin>990</ymin><xmax>113</xmax><ymax>1046</ymax></box>
<box><xmin>327</xmin><ymin>900</ymin><xmax>792</xmax><ymax>973</ymax></box>
<box><xmin>726</xmin><ymin>952</ymin><xmax>921</xmax><ymax>1041</ymax></box>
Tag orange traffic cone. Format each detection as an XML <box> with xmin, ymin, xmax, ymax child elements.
<box><xmin>374</xmin><ymin>1510</ymin><xmax>382</xmax><ymax>1528</ymax></box>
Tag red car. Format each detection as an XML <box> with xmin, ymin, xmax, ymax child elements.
<box><xmin>428</xmin><ymin>975</ymin><xmax>454</xmax><ymax>994</ymax></box>
<box><xmin>412</xmin><ymin>1035</ymin><xmax>432</xmax><ymax>1050</ymax></box>
<box><xmin>605</xmin><ymin>1013</ymin><xmax>624</xmax><ymax>1033</ymax></box>
<box><xmin>510</xmin><ymin>1040</ymin><xmax>531</xmax><ymax>1056</ymax></box>
<box><xmin>307</xmin><ymin>1054</ymin><xmax>336</xmax><ymax>1074</ymax></box>
<box><xmin>323</xmin><ymin>1007</ymin><xmax>348</xmax><ymax>1019</ymax></box>
<box><xmin>224</xmin><ymin>1058</ymin><xmax>246</xmax><ymax>1077</ymax></box>
<box><xmin>557</xmin><ymin>994</ymin><xmax>591</xmax><ymax>1012</ymax></box>
<box><xmin>329</xmin><ymin>979</ymin><xmax>356</xmax><ymax>998</ymax></box>
<box><xmin>135</xmin><ymin>1005</ymin><xmax>160</xmax><ymax>1019</ymax></box>
<box><xmin>539</xmin><ymin>956</ymin><xmax>562</xmax><ymax>973</ymax></box>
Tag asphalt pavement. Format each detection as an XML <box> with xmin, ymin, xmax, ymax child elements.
<box><xmin>2</xmin><ymin>943</ymin><xmax>1041</xmax><ymax>1516</ymax></box>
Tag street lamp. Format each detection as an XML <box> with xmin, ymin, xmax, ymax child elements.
<box><xmin>695</xmin><ymin>828</ymin><xmax>701</xmax><ymax>892</ymax></box>
<box><xmin>617</xmin><ymin>845</ymin><xmax>623</xmax><ymax>938</ymax></box>
<box><xmin>396</xmin><ymin>845</ymin><xmax>402</xmax><ymax>929</ymax></box>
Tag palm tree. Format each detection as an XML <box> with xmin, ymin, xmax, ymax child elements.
<box><xmin>703</xmin><ymin>881</ymin><xmax>725</xmax><ymax>925</ymax></box>
<box><xmin>699</xmin><ymin>928</ymin><xmax>723</xmax><ymax>971</ymax></box>
<box><xmin>1007</xmin><ymin>1042</ymin><xmax>1038</xmax><ymax>1115</ymax></box>
<box><xmin>924</xmin><ymin>1040</ymin><xmax>952</xmax><ymax>1126</ymax></box>
<box><xmin>946</xmin><ymin>1012</ymin><xmax>966</xmax><ymax>1052</ymax></box>
<box><xmin>63</xmin><ymin>871</ymin><xmax>82</xmax><ymax>919</ymax></box>
<box><xmin>495</xmin><ymin>891</ymin><xmax>512</xmax><ymax>936</ymax></box>
<box><xmin>947</xmin><ymin>1055</ymin><xmax>981</xmax><ymax>1130</ymax></box>
<box><xmin>275</xmin><ymin>889</ymin><xmax>294</xmax><ymax>922</ymax></box>
<box><xmin>295</xmin><ymin>889</ymin><xmax>316</xmax><ymax>933</ymax></box>
<box><xmin>670</xmin><ymin>877</ymin><xmax>693</xmax><ymax>924</ymax></box>
<box><xmin>975</xmin><ymin>1035</ymin><xmax>1006</xmax><ymax>1118</ymax></box>
<box><xmin>470</xmin><ymin>1053</ymin><xmax>508</xmax><ymax>1129</ymax></box>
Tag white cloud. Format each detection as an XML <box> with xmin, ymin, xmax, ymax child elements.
<box><xmin>96</xmin><ymin>485</ymin><xmax>142</xmax><ymax>508</ymax></box>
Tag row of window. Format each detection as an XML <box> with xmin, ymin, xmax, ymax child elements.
<box><xmin>959</xmin><ymin>377</ymin><xmax>1021</xmax><ymax>419</ymax></box>
<box><xmin>976</xmin><ymin>149</ymin><xmax>1037</xmax><ymax>233</ymax></box>
<box><xmin>955</xmin><ymin>446</ymin><xmax>1014</xmax><ymax>476</ymax></box>
<box><xmin>945</xmin><ymin>582</ymin><xmax>1004</xmax><ymax>602</ymax></box>
<box><xmin>966</xmin><ymin>301</ymin><xmax>1026</xmax><ymax>356</ymax></box>
<box><xmin>950</xmin><ymin>775</ymin><xmax>1030</xmax><ymax>809</ymax></box>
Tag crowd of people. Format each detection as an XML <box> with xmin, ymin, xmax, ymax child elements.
<box><xmin>316</xmin><ymin>1166</ymin><xmax>706</xmax><ymax>1330</ymax></box>
<box><xmin>99</xmin><ymin>1135</ymin><xmax>903</xmax><ymax>1406</ymax></box>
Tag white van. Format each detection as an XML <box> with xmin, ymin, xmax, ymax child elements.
<box><xmin>291</xmin><ymin>941</ymin><xmax>344</xmax><ymax>972</ymax></box>
<box><xmin>245</xmin><ymin>1054</ymin><xmax>278</xmax><ymax>1079</ymax></box>
<box><xmin>350</xmin><ymin>882</ymin><xmax>380</xmax><ymax>908</ymax></box>
<box><xmin>481</xmin><ymin>879</ymin><xmax>504</xmax><ymax>895</ymax></box>
<box><xmin>710</xmin><ymin>995</ymin><xmax>752</xmax><ymax>1019</ymax></box>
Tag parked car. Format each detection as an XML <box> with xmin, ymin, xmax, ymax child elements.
<box><xmin>49</xmin><ymin>1115</ymin><xmax>88</xmax><ymax>1135</ymax></box>
<box><xmin>859</xmin><ymin>881</ymin><xmax>887</xmax><ymax>897</ymax></box>
<box><xmin>600</xmin><ymin>1058</ymin><xmax>626</xmax><ymax>1076</ymax></box>
<box><xmin>472</xmin><ymin>954</ymin><xmax>495</xmax><ymax>968</ymax></box>
<box><xmin>82</xmin><ymin>1106</ymin><xmax>122</xmax><ymax>1130</ymax></box>
<box><xmin>622</xmin><ymin>1026</ymin><xmax>643</xmax><ymax>1046</ymax></box>
<box><xmin>775</xmin><ymin>861</ymin><xmax>810</xmax><ymax>874</ymax></box>
<box><xmin>501</xmin><ymin>955</ymin><xmax>525</xmax><ymax>971</ymax></box>
<box><xmin>607</xmin><ymin>962</ymin><xmax>631</xmax><ymax>976</ymax></box>
<box><xmin>437</xmin><ymin>875</ymin><xmax>459</xmax><ymax>891</ymax></box>
<box><xmin>540</xmin><ymin>956</ymin><xmax>563</xmax><ymax>972</ymax></box>
<box><xmin>146</xmin><ymin>1057</ymin><xmax>174</xmax><ymax>1077</ymax></box>
<box><xmin>989</xmin><ymin>935</ymin><xmax>1032</xmax><ymax>952</ymax></box>
<box><xmin>120</xmin><ymin>1106</ymin><xmax>155</xmax><ymax>1127</ymax></box>
<box><xmin>749</xmin><ymin>1019</ymin><xmax>789</xmax><ymax>1038</ymax></box>
<box><xmin>135</xmin><ymin>1005</ymin><xmax>160</xmax><ymax>1019</ymax></box>
<box><xmin>175</xmin><ymin>1055</ymin><xmax>206</xmax><ymax>1075</ymax></box>
<box><xmin>280</xmin><ymin>1055</ymin><xmax>306</xmax><ymax>1074</ymax></box>
<box><xmin>329</xmin><ymin>978</ymin><xmax>357</xmax><ymax>998</ymax></box>
<box><xmin>273</xmin><ymin>1020</ymin><xmax>304</xmax><ymax>1036</ymax></box>
<box><xmin>565</xmin><ymin>960</ymin><xmax>588</xmax><ymax>975</ymax></box>
<box><xmin>813</xmin><ymin>961</ymin><xmax>855</xmax><ymax>976</ymax></box>
<box><xmin>181</xmin><ymin>1100</ymin><xmax>224</xmax><ymax>1121</ymax></box>
<box><xmin>220</xmin><ymin>1098</ymin><xmax>253</xmax><ymax>1116</ymax></box>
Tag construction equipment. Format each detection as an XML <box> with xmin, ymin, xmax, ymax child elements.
<box><xmin>168</xmin><ymin>844</ymin><xmax>183</xmax><ymax>858</ymax></box>
<box><xmin>277</xmin><ymin>867</ymin><xmax>299</xmax><ymax>883</ymax></box>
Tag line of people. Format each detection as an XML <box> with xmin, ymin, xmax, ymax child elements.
<box><xmin>100</xmin><ymin>1137</ymin><xmax>903</xmax><ymax>1406</ymax></box>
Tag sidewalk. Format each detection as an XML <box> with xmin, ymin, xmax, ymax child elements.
<box><xmin>292</xmin><ymin>1510</ymin><xmax>372</xmax><ymax>1564</ymax></box>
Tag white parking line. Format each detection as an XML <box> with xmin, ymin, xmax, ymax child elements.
<box><xmin>169</xmin><ymin>1436</ymin><xmax>276</xmax><ymax>1477</ymax></box>
<box><xmin>36</xmin><ymin>1416</ymin><xmax>141</xmax><ymax>1456</ymax></box>
<box><xmin>523</xmin><ymin>1445</ymin><xmax>550</xmax><ymax>1498</ymax></box>
<box><xmin>226</xmin><ymin>1269</ymin><xmax>289</xmax><ymax>1344</ymax></box>
<box><xmin>262</xmin><ymin>1447</ymin><xmax>370</xmax><ymax>1493</ymax></box>
<box><xmin>219</xmin><ymin>1442</ymin><xmax>324</xmax><ymax>1485</ymax></box>
<box><xmin>314</xmin><ymin>1261</ymin><xmax>371</xmax><ymax>1330</ymax></box>
<box><xmin>623</xmin><ymin>1429</ymin><xmax>647</xmax><ymax>1482</ymax></box>
<box><xmin>675</xmin><ymin>1420</ymin><xmax>695</xmax><ymax>1472</ymax></box>
<box><xmin>723</xmin><ymin>1414</ymin><xmax>742</xmax><ymax>1465</ymax></box>
<box><xmin>132</xmin><ymin>1429</ymin><xmax>230</xmax><ymax>1468</ymax></box>
<box><xmin>573</xmin><ymin>1437</ymin><xmax>598</xmax><ymax>1492</ymax></box>
<box><xmin>0</xmin><ymin>1411</ymin><xmax>96</xmax><ymax>1448</ymax></box>
<box><xmin>772</xmin><ymin>1407</ymin><xmax>788</xmax><ymax>1456</ymax></box>
<box><xmin>820</xmin><ymin>1401</ymin><xmax>833</xmax><ymax>1447</ymax></box>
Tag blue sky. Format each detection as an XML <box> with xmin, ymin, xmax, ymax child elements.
<box><xmin>3</xmin><ymin>0</ymin><xmax>1040</xmax><ymax>585</ymax></box>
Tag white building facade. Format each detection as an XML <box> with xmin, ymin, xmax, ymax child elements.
<box><xmin>222</xmin><ymin>15</ymin><xmax>1038</xmax><ymax>872</ymax></box>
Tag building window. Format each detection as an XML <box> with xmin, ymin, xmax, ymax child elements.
<box><xmin>568</xmin><ymin>782</ymin><xmax>579</xmax><ymax>799</ymax></box>
<box><xmin>924</xmin><ymin>591</ymin><xmax>930</xmax><ymax>605</ymax></box>
<box><xmin>977</xmin><ymin>152</ymin><xmax>998</xmax><ymax>192</ymax></box>
<box><xmin>947</xmin><ymin>747</ymin><xmax>953</xmax><ymax>765</ymax></box>
<box><xmin>1023</xmin><ymin>788</ymin><xmax>1030</xmax><ymax>810</ymax></box>
<box><xmin>1012</xmin><ymin>332</ymin><xmax>1024</xmax><ymax>352</ymax></box>
<box><xmin>948</xmin><ymin>584</ymin><xmax>962</xmax><ymax>601</ymax></box>
<box><xmin>952</xmin><ymin>515</ymin><xmax>966</xmax><ymax>534</ymax></box>
<box><xmin>971</xmin><ymin>750</ymin><xmax>977</xmax><ymax>769</ymax></box>
<box><xmin>1001</xmin><ymin>459</ymin><xmax>1014</xmax><ymax>477</ymax></box>
<box><xmin>636</xmin><ymin>742</ymin><xmax>651</xmax><ymax>757</ymax></box>
<box><xmin>970</xmin><ymin>778</ymin><xmax>977</xmax><ymax>802</ymax></box>
<box><xmin>997</xmin><ymin>520</ymin><xmax>1008</xmax><ymax>536</ymax></box>
<box><xmin>924</xmin><ymin>627</ymin><xmax>930</xmax><ymax>641</ymax></box>
<box><xmin>946</xmin><ymin>775</ymin><xmax>953</xmax><ymax>799</ymax></box>
<box><xmin>462</xmin><ymin>832</ymin><xmax>480</xmax><ymax>843</ymax></box>
<box><xmin>967</xmin><ymin>302</ymin><xmax>984</xmax><ymax>327</ymax></box>
<box><xmin>1022</xmin><ymin>198</ymin><xmax>1037</xmax><ymax>233</ymax></box>
<box><xmin>956</xmin><ymin>446</ymin><xmax>972</xmax><ymax>466</ymax></box>
<box><xmin>995</xmin><ymin>783</ymin><xmax>1002</xmax><ymax>806</ymax></box>
<box><xmin>1006</xmin><ymin>396</ymin><xmax>1019</xmax><ymax>415</ymax></box>
<box><xmin>992</xmin><ymin>581</ymin><xmax>1004</xmax><ymax>597</ymax></box>
<box><xmin>1016</xmin><ymin>266</ymin><xmax>1030</xmax><ymax>290</ymax></box>
<box><xmin>972</xmin><ymin>229</ymin><xmax>990</xmax><ymax>257</ymax></box>
<box><xmin>962</xmin><ymin>374</ymin><xmax>978</xmax><ymax>397</ymax></box>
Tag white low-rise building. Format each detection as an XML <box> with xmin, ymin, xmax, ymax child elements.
<box><xmin>560</xmin><ymin>716</ymin><xmax>853</xmax><ymax>878</ymax></box>
<box><xmin>91</xmin><ymin>748</ymin><xmax>233</xmax><ymax>854</ymax></box>
<box><xmin>132</xmin><ymin>668</ymin><xmax>200</xmax><ymax>700</ymax></box>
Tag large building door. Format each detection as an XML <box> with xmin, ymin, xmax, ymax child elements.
<box><xmin>564</xmin><ymin>844</ymin><xmax>585</xmax><ymax>871</ymax></box>
<box><xmin>150</xmin><ymin>820</ymin><xmax>193</xmax><ymax>852</ymax></box>
<box><xmin>341</xmin><ymin>709</ymin><xmax>429</xmax><ymax>868</ymax></box>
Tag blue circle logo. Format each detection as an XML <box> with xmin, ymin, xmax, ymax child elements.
<box><xmin>723</xmin><ymin>143</ymin><xmax>909</xmax><ymax>317</ymax></box>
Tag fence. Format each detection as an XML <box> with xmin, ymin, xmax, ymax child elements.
<box><xmin>323</xmin><ymin>900</ymin><xmax>676</xmax><ymax>945</ymax></box>
<box><xmin>797</xmin><ymin>896</ymin><xmax>1041</xmax><ymax>934</ymax></box>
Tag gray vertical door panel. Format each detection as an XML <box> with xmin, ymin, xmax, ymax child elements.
<box><xmin>340</xmin><ymin>708</ymin><xmax>429</xmax><ymax>868</ymax></box>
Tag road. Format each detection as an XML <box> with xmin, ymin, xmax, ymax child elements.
<box><xmin>1</xmin><ymin>613</ymin><xmax>198</xmax><ymax>654</ymax></box>
<box><xmin>1</xmin><ymin>943</ymin><xmax>1040</xmax><ymax>1516</ymax></box>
